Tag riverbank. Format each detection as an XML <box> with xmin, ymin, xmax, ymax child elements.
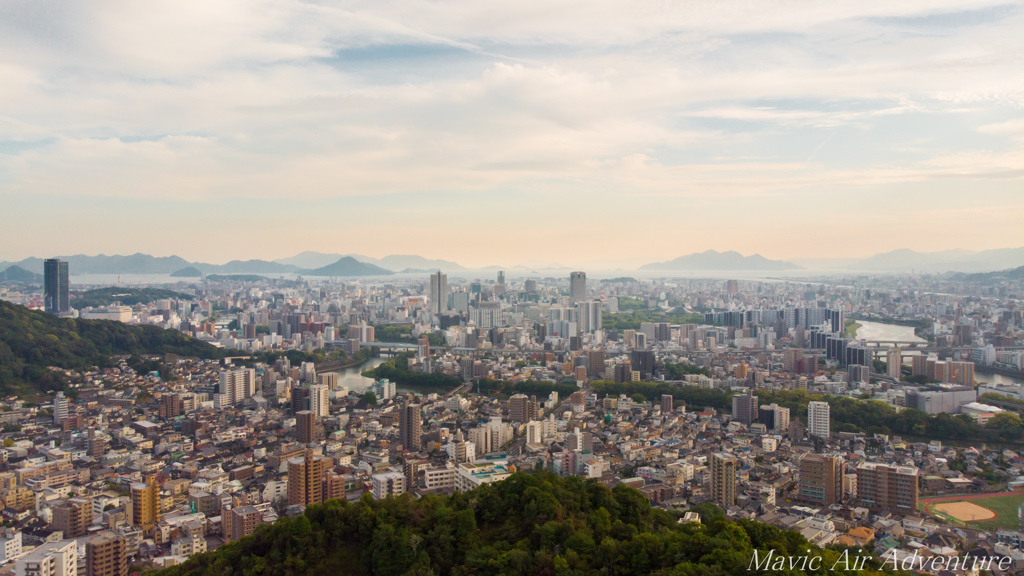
<box><xmin>316</xmin><ymin>355</ymin><xmax>371</xmax><ymax>373</ymax></box>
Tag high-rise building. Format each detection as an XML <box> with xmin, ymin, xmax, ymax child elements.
<box><xmin>949</xmin><ymin>361</ymin><xmax>975</xmax><ymax>386</ymax></box>
<box><xmin>53</xmin><ymin>392</ymin><xmax>69</xmax><ymax>425</ymax></box>
<box><xmin>732</xmin><ymin>392</ymin><xmax>758</xmax><ymax>425</ymax></box>
<box><xmin>130</xmin><ymin>476</ymin><xmax>161</xmax><ymax>531</ymax></box>
<box><xmin>575</xmin><ymin>300</ymin><xmax>602</xmax><ymax>334</ymax></box>
<box><xmin>725</xmin><ymin>280</ymin><xmax>739</xmax><ymax>294</ymax></box>
<box><xmin>287</xmin><ymin>449</ymin><xmax>328</xmax><ymax>507</ymax></box>
<box><xmin>429</xmin><ymin>271</ymin><xmax>448</xmax><ymax>317</ymax></box>
<box><xmin>218</xmin><ymin>368</ymin><xmax>256</xmax><ymax>406</ymax></box>
<box><xmin>508</xmin><ymin>394</ymin><xmax>538</xmax><ymax>423</ymax></box>
<box><xmin>399</xmin><ymin>400</ymin><xmax>422</xmax><ymax>452</ymax></box>
<box><xmin>886</xmin><ymin>347</ymin><xmax>902</xmax><ymax>380</ymax></box>
<box><xmin>291</xmin><ymin>386</ymin><xmax>312</xmax><ymax>414</ymax></box>
<box><xmin>43</xmin><ymin>259</ymin><xmax>71</xmax><ymax>313</ymax></box>
<box><xmin>799</xmin><ymin>454</ymin><xmax>842</xmax><ymax>506</ymax></box>
<box><xmin>43</xmin><ymin>259</ymin><xmax>70</xmax><ymax>315</ymax></box>
<box><xmin>295</xmin><ymin>410</ymin><xmax>316</xmax><ymax>445</ymax></box>
<box><xmin>808</xmin><ymin>401</ymin><xmax>831</xmax><ymax>438</ymax></box>
<box><xmin>86</xmin><ymin>531</ymin><xmax>127</xmax><ymax>576</ymax></box>
<box><xmin>783</xmin><ymin>348</ymin><xmax>804</xmax><ymax>372</ymax></box>
<box><xmin>629</xmin><ymin>350</ymin><xmax>655</xmax><ymax>379</ymax></box>
<box><xmin>309</xmin><ymin>384</ymin><xmax>329</xmax><ymax>417</ymax></box>
<box><xmin>569</xmin><ymin>271</ymin><xmax>586</xmax><ymax>304</ymax></box>
<box><xmin>711</xmin><ymin>452</ymin><xmax>737</xmax><ymax>509</ymax></box>
<box><xmin>52</xmin><ymin>497</ymin><xmax>92</xmax><ymax>538</ymax></box>
<box><xmin>586</xmin><ymin>350</ymin><xmax>605</xmax><ymax>378</ymax></box>
<box><xmin>825</xmin><ymin>308</ymin><xmax>845</xmax><ymax>334</ymax></box>
<box><xmin>661</xmin><ymin>394</ymin><xmax>673</xmax><ymax>414</ymax></box>
<box><xmin>856</xmin><ymin>462</ymin><xmax>919</xmax><ymax>512</ymax></box>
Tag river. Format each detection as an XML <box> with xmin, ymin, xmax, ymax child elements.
<box><xmin>856</xmin><ymin>321</ymin><xmax>1023</xmax><ymax>385</ymax></box>
<box><xmin>854</xmin><ymin>320</ymin><xmax>926</xmax><ymax>343</ymax></box>
<box><xmin>327</xmin><ymin>357</ymin><xmax>385</xmax><ymax>393</ymax></box>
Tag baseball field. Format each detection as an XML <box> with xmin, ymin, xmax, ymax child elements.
<box><xmin>921</xmin><ymin>491</ymin><xmax>1024</xmax><ymax>531</ymax></box>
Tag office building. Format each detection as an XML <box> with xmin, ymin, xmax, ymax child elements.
<box><xmin>856</xmin><ymin>462</ymin><xmax>919</xmax><ymax>512</ymax></box>
<box><xmin>826</xmin><ymin>308</ymin><xmax>845</xmax><ymax>334</ymax></box>
<box><xmin>732</xmin><ymin>391</ymin><xmax>758</xmax><ymax>425</ymax></box>
<box><xmin>799</xmin><ymin>454</ymin><xmax>842</xmax><ymax>506</ymax></box>
<box><xmin>569</xmin><ymin>271</ymin><xmax>586</xmax><ymax>304</ymax></box>
<box><xmin>295</xmin><ymin>410</ymin><xmax>316</xmax><ymax>445</ymax></box>
<box><xmin>429</xmin><ymin>271</ymin><xmax>448</xmax><ymax>317</ymax></box>
<box><xmin>711</xmin><ymin>452</ymin><xmax>737</xmax><ymax>509</ymax></box>
<box><xmin>629</xmin><ymin>350</ymin><xmax>655</xmax><ymax>379</ymax></box>
<box><xmin>86</xmin><ymin>531</ymin><xmax>127</xmax><ymax>576</ymax></box>
<box><xmin>808</xmin><ymin>401</ymin><xmax>831</xmax><ymax>438</ymax></box>
<box><xmin>130</xmin><ymin>476</ymin><xmax>161</xmax><ymax>531</ymax></box>
<box><xmin>576</xmin><ymin>300</ymin><xmax>602</xmax><ymax>334</ymax></box>
<box><xmin>661</xmin><ymin>394</ymin><xmax>673</xmax><ymax>414</ymax></box>
<box><xmin>43</xmin><ymin>259</ymin><xmax>70</xmax><ymax>315</ymax></box>
<box><xmin>291</xmin><ymin>386</ymin><xmax>311</xmax><ymax>414</ymax></box>
<box><xmin>399</xmin><ymin>400</ymin><xmax>422</xmax><ymax>452</ymax></box>
<box><xmin>905</xmin><ymin>385</ymin><xmax>977</xmax><ymax>414</ymax></box>
<box><xmin>756</xmin><ymin>403</ymin><xmax>789</xmax><ymax>433</ymax></box>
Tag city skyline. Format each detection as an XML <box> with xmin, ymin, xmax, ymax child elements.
<box><xmin>2</xmin><ymin>1</ymin><xmax>1023</xmax><ymax>263</ymax></box>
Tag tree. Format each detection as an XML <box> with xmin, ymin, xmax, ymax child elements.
<box><xmin>360</xmin><ymin>391</ymin><xmax>378</xmax><ymax>405</ymax></box>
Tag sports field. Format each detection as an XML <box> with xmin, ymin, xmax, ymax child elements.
<box><xmin>921</xmin><ymin>491</ymin><xmax>1024</xmax><ymax>531</ymax></box>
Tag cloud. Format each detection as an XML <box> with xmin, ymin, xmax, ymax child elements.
<box><xmin>1</xmin><ymin>0</ymin><xmax>1023</xmax><ymax>261</ymax></box>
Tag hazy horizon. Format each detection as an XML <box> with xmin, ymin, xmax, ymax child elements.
<box><xmin>2</xmin><ymin>1</ymin><xmax>1023</xmax><ymax>264</ymax></box>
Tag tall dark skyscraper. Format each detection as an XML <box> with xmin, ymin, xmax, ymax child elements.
<box><xmin>44</xmin><ymin>258</ymin><xmax>69</xmax><ymax>314</ymax></box>
<box><xmin>399</xmin><ymin>400</ymin><xmax>422</xmax><ymax>452</ymax></box>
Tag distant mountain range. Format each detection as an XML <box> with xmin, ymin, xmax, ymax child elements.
<box><xmin>300</xmin><ymin>257</ymin><xmax>394</xmax><ymax>277</ymax></box>
<box><xmin>953</xmin><ymin>265</ymin><xmax>1024</xmax><ymax>283</ymax></box>
<box><xmin>641</xmin><ymin>250</ymin><xmax>799</xmax><ymax>271</ymax></box>
<box><xmin>792</xmin><ymin>247</ymin><xmax>1024</xmax><ymax>273</ymax></box>
<box><xmin>4</xmin><ymin>245</ymin><xmax>1024</xmax><ymax>276</ymax></box>
<box><xmin>0</xmin><ymin>265</ymin><xmax>43</xmax><ymax>284</ymax></box>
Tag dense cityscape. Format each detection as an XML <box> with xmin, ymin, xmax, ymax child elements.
<box><xmin>0</xmin><ymin>256</ymin><xmax>1021</xmax><ymax>575</ymax></box>
<box><xmin>4</xmin><ymin>1</ymin><xmax>1024</xmax><ymax>574</ymax></box>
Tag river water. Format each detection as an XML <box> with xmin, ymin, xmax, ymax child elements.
<box><xmin>327</xmin><ymin>357</ymin><xmax>386</xmax><ymax>393</ymax></box>
<box><xmin>854</xmin><ymin>320</ymin><xmax>926</xmax><ymax>343</ymax></box>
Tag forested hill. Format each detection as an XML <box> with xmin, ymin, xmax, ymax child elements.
<box><xmin>73</xmin><ymin>286</ymin><xmax>193</xmax><ymax>308</ymax></box>
<box><xmin>0</xmin><ymin>301</ymin><xmax>226</xmax><ymax>395</ymax></box>
<box><xmin>153</xmin><ymin>472</ymin><xmax>888</xmax><ymax>576</ymax></box>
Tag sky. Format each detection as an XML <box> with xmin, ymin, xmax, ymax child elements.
<box><xmin>1</xmin><ymin>0</ymin><xmax>1023</xmax><ymax>268</ymax></box>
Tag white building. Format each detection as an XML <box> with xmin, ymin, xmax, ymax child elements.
<box><xmin>218</xmin><ymin>368</ymin><xmax>256</xmax><ymax>406</ymax></box>
<box><xmin>371</xmin><ymin>472</ymin><xmax>406</xmax><ymax>500</ymax></box>
<box><xmin>0</xmin><ymin>529</ymin><xmax>22</xmax><ymax>563</ymax></box>
<box><xmin>15</xmin><ymin>540</ymin><xmax>76</xmax><ymax>576</ymax></box>
<box><xmin>309</xmin><ymin>385</ymin><xmax>329</xmax><ymax>418</ymax></box>
<box><xmin>808</xmin><ymin>401</ymin><xmax>831</xmax><ymax>438</ymax></box>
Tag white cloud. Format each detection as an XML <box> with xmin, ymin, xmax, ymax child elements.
<box><xmin>0</xmin><ymin>0</ymin><xmax>1022</xmax><ymax>261</ymax></box>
